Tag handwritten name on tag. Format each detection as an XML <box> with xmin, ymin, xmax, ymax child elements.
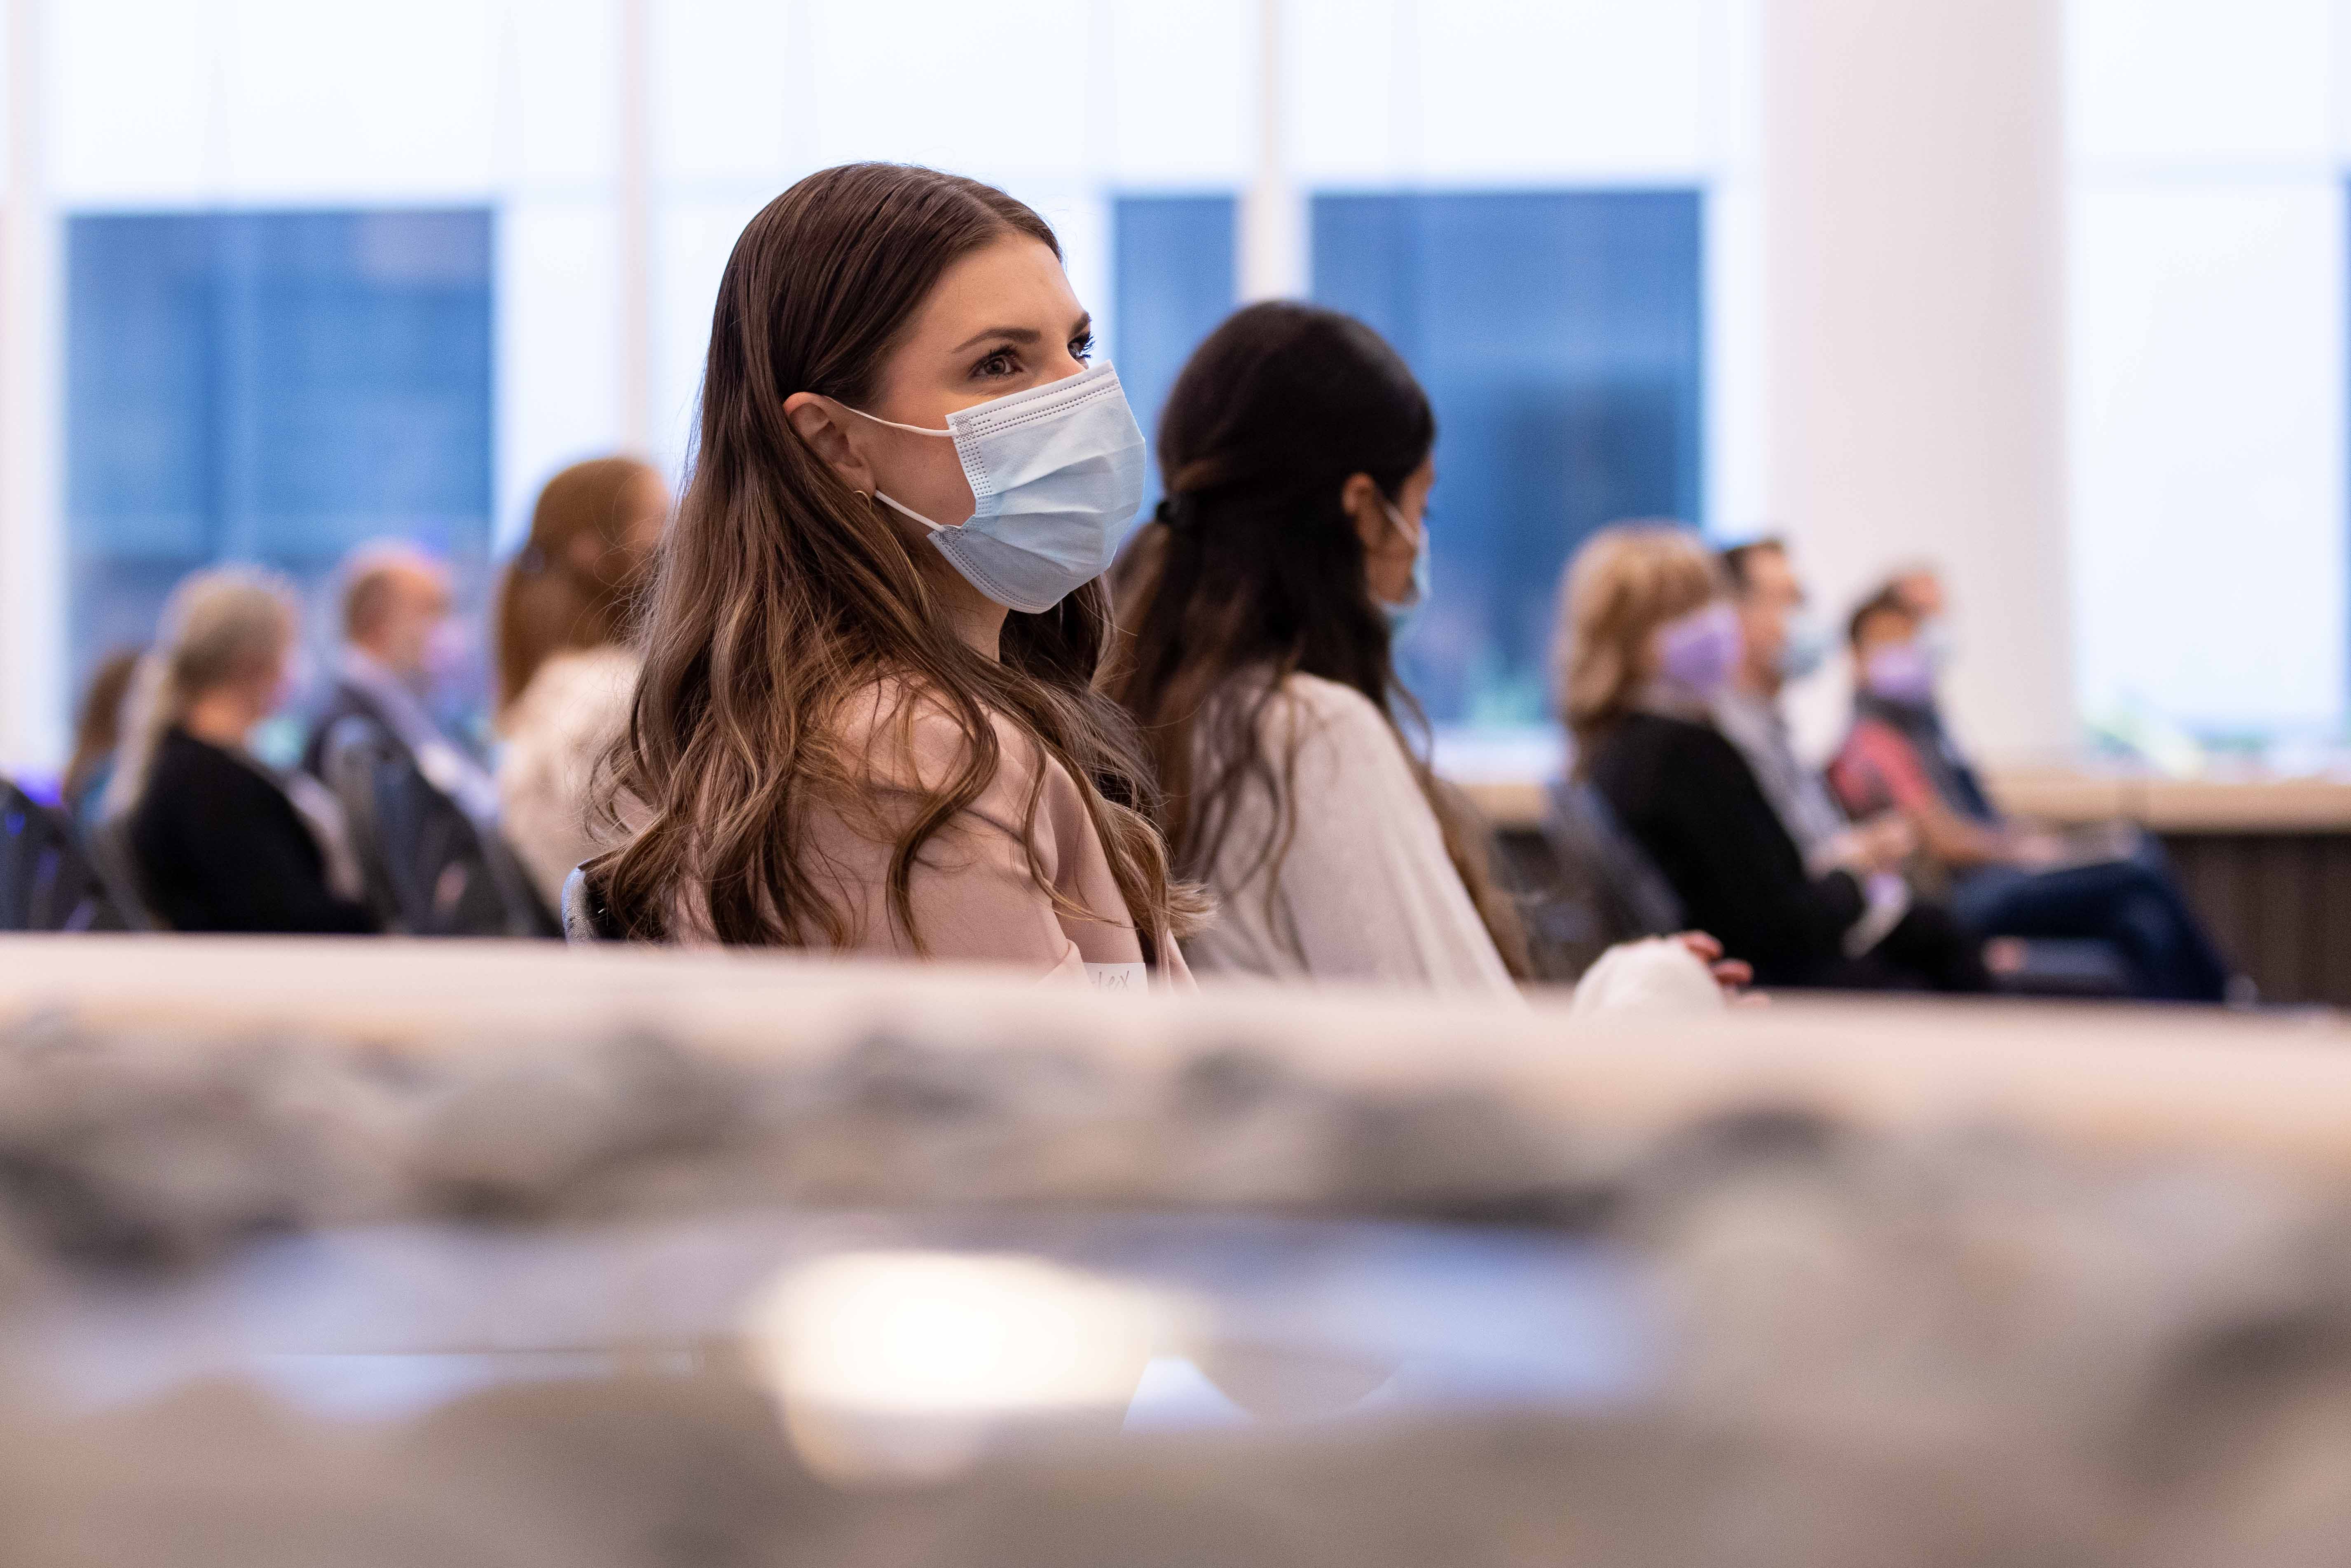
<box><xmin>1084</xmin><ymin>962</ymin><xmax>1148</xmax><ymax>994</ymax></box>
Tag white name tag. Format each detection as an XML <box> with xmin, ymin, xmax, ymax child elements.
<box><xmin>1085</xmin><ymin>962</ymin><xmax>1147</xmax><ymax>994</ymax></box>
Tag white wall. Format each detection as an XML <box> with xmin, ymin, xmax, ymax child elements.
<box><xmin>1766</xmin><ymin>0</ymin><xmax>2075</xmax><ymax>764</ymax></box>
<box><xmin>2066</xmin><ymin>0</ymin><xmax>2349</xmax><ymax>741</ymax></box>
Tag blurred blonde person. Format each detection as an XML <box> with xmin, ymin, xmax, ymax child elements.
<box><xmin>492</xmin><ymin>457</ymin><xmax>666</xmax><ymax>908</ymax></box>
<box><xmin>61</xmin><ymin>647</ymin><xmax>143</xmax><ymax>829</ymax></box>
<box><xmin>108</xmin><ymin>568</ymin><xmax>375</xmax><ymax>934</ymax></box>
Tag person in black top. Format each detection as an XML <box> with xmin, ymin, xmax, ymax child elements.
<box><xmin>110</xmin><ymin>568</ymin><xmax>375</xmax><ymax>935</ymax></box>
<box><xmin>1553</xmin><ymin>524</ymin><xmax>1986</xmax><ymax>993</ymax></box>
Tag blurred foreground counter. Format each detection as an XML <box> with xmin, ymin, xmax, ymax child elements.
<box><xmin>0</xmin><ymin>940</ymin><xmax>2347</xmax><ymax>1562</ymax></box>
<box><xmin>2</xmin><ymin>935</ymin><xmax>2351</xmax><ymax>1170</ymax></box>
<box><xmin>1465</xmin><ymin>768</ymin><xmax>2351</xmax><ymax>1009</ymax></box>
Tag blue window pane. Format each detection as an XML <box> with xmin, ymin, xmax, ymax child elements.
<box><xmin>66</xmin><ymin>209</ymin><xmax>494</xmax><ymax>696</ymax></box>
<box><xmin>1312</xmin><ymin>191</ymin><xmax>1705</xmax><ymax>727</ymax></box>
<box><xmin>1112</xmin><ymin>195</ymin><xmax>1236</xmax><ymax>510</ymax></box>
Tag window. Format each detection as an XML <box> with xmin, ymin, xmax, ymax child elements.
<box><xmin>66</xmin><ymin>210</ymin><xmax>495</xmax><ymax>697</ymax></box>
<box><xmin>1111</xmin><ymin>196</ymin><xmax>1239</xmax><ymax>508</ymax></box>
<box><xmin>1311</xmin><ymin>191</ymin><xmax>1706</xmax><ymax>726</ymax></box>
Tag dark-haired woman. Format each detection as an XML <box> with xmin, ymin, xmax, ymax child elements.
<box><xmin>1108</xmin><ymin>302</ymin><xmax>1739</xmax><ymax>999</ymax></box>
<box><xmin>591</xmin><ymin>163</ymin><xmax>1198</xmax><ymax>988</ymax></box>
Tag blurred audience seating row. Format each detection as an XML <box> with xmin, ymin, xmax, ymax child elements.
<box><xmin>1474</xmin><ymin>770</ymin><xmax>2351</xmax><ymax>1007</ymax></box>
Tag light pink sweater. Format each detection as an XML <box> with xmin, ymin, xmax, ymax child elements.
<box><xmin>678</xmin><ymin>680</ymin><xmax>1191</xmax><ymax>990</ymax></box>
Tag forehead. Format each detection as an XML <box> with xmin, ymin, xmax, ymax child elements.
<box><xmin>1747</xmin><ymin>547</ymin><xmax>1798</xmax><ymax>592</ymax></box>
<box><xmin>388</xmin><ymin>562</ymin><xmax>450</xmax><ymax>605</ymax></box>
<box><xmin>1858</xmin><ymin>604</ymin><xmax>1915</xmax><ymax>640</ymax></box>
<box><xmin>904</xmin><ymin>234</ymin><xmax>1079</xmax><ymax>343</ymax></box>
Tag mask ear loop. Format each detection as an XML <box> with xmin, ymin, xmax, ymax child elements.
<box><xmin>1381</xmin><ymin>497</ymin><xmax>1425</xmax><ymax>552</ymax></box>
<box><xmin>828</xmin><ymin>398</ymin><xmax>957</xmax><ymax>530</ymax></box>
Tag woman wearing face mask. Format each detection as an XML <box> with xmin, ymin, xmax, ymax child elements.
<box><xmin>1558</xmin><ymin>525</ymin><xmax>1987</xmax><ymax>992</ymax></box>
<box><xmin>587</xmin><ymin>164</ymin><xmax>1199</xmax><ymax>984</ymax></box>
<box><xmin>108</xmin><ymin>568</ymin><xmax>377</xmax><ymax>934</ymax></box>
<box><xmin>1832</xmin><ymin>583</ymin><xmax>2230</xmax><ymax>1002</ymax></box>
<box><xmin>1105</xmin><ymin>303</ymin><xmax>1520</xmax><ymax>990</ymax></box>
<box><xmin>1107</xmin><ymin>303</ymin><xmax>1742</xmax><ymax>1000</ymax></box>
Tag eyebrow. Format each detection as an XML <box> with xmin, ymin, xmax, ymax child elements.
<box><xmin>949</xmin><ymin>314</ymin><xmax>1093</xmax><ymax>356</ymax></box>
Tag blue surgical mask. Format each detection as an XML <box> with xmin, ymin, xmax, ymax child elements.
<box><xmin>844</xmin><ymin>361</ymin><xmax>1147</xmax><ymax>614</ymax></box>
<box><xmin>1777</xmin><ymin>610</ymin><xmax>1830</xmax><ymax>682</ymax></box>
<box><xmin>1915</xmin><ymin>616</ymin><xmax>1957</xmax><ymax>672</ymax></box>
<box><xmin>1379</xmin><ymin>498</ymin><xmax>1431</xmax><ymax>635</ymax></box>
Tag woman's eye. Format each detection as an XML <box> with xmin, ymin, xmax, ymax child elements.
<box><xmin>1070</xmin><ymin>334</ymin><xmax>1096</xmax><ymax>363</ymax></box>
<box><xmin>976</xmin><ymin>349</ymin><xmax>1020</xmax><ymax>379</ymax></box>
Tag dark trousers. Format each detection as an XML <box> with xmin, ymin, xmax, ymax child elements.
<box><xmin>1768</xmin><ymin>901</ymin><xmax>1993</xmax><ymax>995</ymax></box>
<box><xmin>1949</xmin><ymin>842</ymin><xmax>2230</xmax><ymax>1003</ymax></box>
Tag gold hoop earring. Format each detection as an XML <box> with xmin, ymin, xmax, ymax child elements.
<box><xmin>853</xmin><ymin>489</ymin><xmax>870</xmax><ymax>503</ymax></box>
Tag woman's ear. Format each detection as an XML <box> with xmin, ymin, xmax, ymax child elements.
<box><xmin>783</xmin><ymin>392</ymin><xmax>875</xmax><ymax>494</ymax></box>
<box><xmin>1339</xmin><ymin>471</ymin><xmax>1389</xmax><ymax>554</ymax></box>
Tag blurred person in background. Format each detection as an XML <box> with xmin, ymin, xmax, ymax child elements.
<box><xmin>1557</xmin><ymin>524</ymin><xmax>1988</xmax><ymax>993</ymax></box>
<box><xmin>493</xmin><ymin>456</ymin><xmax>665</xmax><ymax>909</ymax></box>
<box><xmin>1716</xmin><ymin>538</ymin><xmax>1927</xmax><ymax>961</ymax></box>
<box><xmin>305</xmin><ymin>542</ymin><xmax>522</xmax><ymax>933</ymax></box>
<box><xmin>589</xmin><ymin>163</ymin><xmax>1199</xmax><ymax>984</ymax></box>
<box><xmin>302</xmin><ymin>543</ymin><xmax>497</xmax><ymax>821</ymax></box>
<box><xmin>1107</xmin><ymin>301</ymin><xmax>1744</xmax><ymax>998</ymax></box>
<box><xmin>1831</xmin><ymin>582</ymin><xmax>2230</xmax><ymax>1002</ymax></box>
<box><xmin>60</xmin><ymin>648</ymin><xmax>143</xmax><ymax>830</ymax></box>
<box><xmin>107</xmin><ymin>569</ymin><xmax>375</xmax><ymax>934</ymax></box>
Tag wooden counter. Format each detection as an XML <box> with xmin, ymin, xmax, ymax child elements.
<box><xmin>1983</xmin><ymin>769</ymin><xmax>2351</xmax><ymax>833</ymax></box>
<box><xmin>1460</xmin><ymin>769</ymin><xmax>2351</xmax><ymax>835</ymax></box>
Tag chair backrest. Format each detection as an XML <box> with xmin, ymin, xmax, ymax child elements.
<box><xmin>1541</xmin><ymin>777</ymin><xmax>1687</xmax><ymax>942</ymax></box>
<box><xmin>318</xmin><ymin>714</ymin><xmax>410</xmax><ymax>931</ymax></box>
<box><xmin>320</xmin><ymin>714</ymin><xmax>556</xmax><ymax>938</ymax></box>
<box><xmin>81</xmin><ymin>810</ymin><xmax>162</xmax><ymax>932</ymax></box>
<box><xmin>482</xmin><ymin>831</ymin><xmax>564</xmax><ymax>939</ymax></box>
<box><xmin>0</xmin><ymin>780</ymin><xmax>123</xmax><ymax>932</ymax></box>
<box><xmin>560</xmin><ymin>864</ymin><xmax>621</xmax><ymax>943</ymax></box>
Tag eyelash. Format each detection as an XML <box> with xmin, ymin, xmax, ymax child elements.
<box><xmin>974</xmin><ymin>334</ymin><xmax>1096</xmax><ymax>380</ymax></box>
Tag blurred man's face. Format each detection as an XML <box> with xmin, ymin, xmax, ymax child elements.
<box><xmin>1853</xmin><ymin>604</ymin><xmax>1919</xmax><ymax>662</ymax></box>
<box><xmin>1894</xmin><ymin>569</ymin><xmax>1946</xmax><ymax>621</ymax></box>
<box><xmin>365</xmin><ymin>562</ymin><xmax>453</xmax><ymax>678</ymax></box>
<box><xmin>1854</xmin><ymin>602</ymin><xmax>1943</xmax><ymax>705</ymax></box>
<box><xmin>1735</xmin><ymin>546</ymin><xmax>1805</xmax><ymax>687</ymax></box>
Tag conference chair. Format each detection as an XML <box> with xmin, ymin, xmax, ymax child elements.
<box><xmin>0</xmin><ymin>780</ymin><xmax>123</xmax><ymax>931</ymax></box>
<box><xmin>559</xmin><ymin>864</ymin><xmax>619</xmax><ymax>943</ymax></box>
<box><xmin>1540</xmin><ymin>777</ymin><xmax>1690</xmax><ymax>945</ymax></box>
<box><xmin>81</xmin><ymin>811</ymin><xmax>161</xmax><ymax>932</ymax></box>
<box><xmin>320</xmin><ymin>715</ymin><xmax>558</xmax><ymax>939</ymax></box>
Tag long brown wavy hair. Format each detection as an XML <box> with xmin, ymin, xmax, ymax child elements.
<box><xmin>493</xmin><ymin>456</ymin><xmax>661</xmax><ymax>716</ymax></box>
<box><xmin>1104</xmin><ymin>302</ymin><xmax>1529</xmax><ymax>978</ymax></box>
<box><xmin>592</xmin><ymin>163</ymin><xmax>1197</xmax><ymax>953</ymax></box>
